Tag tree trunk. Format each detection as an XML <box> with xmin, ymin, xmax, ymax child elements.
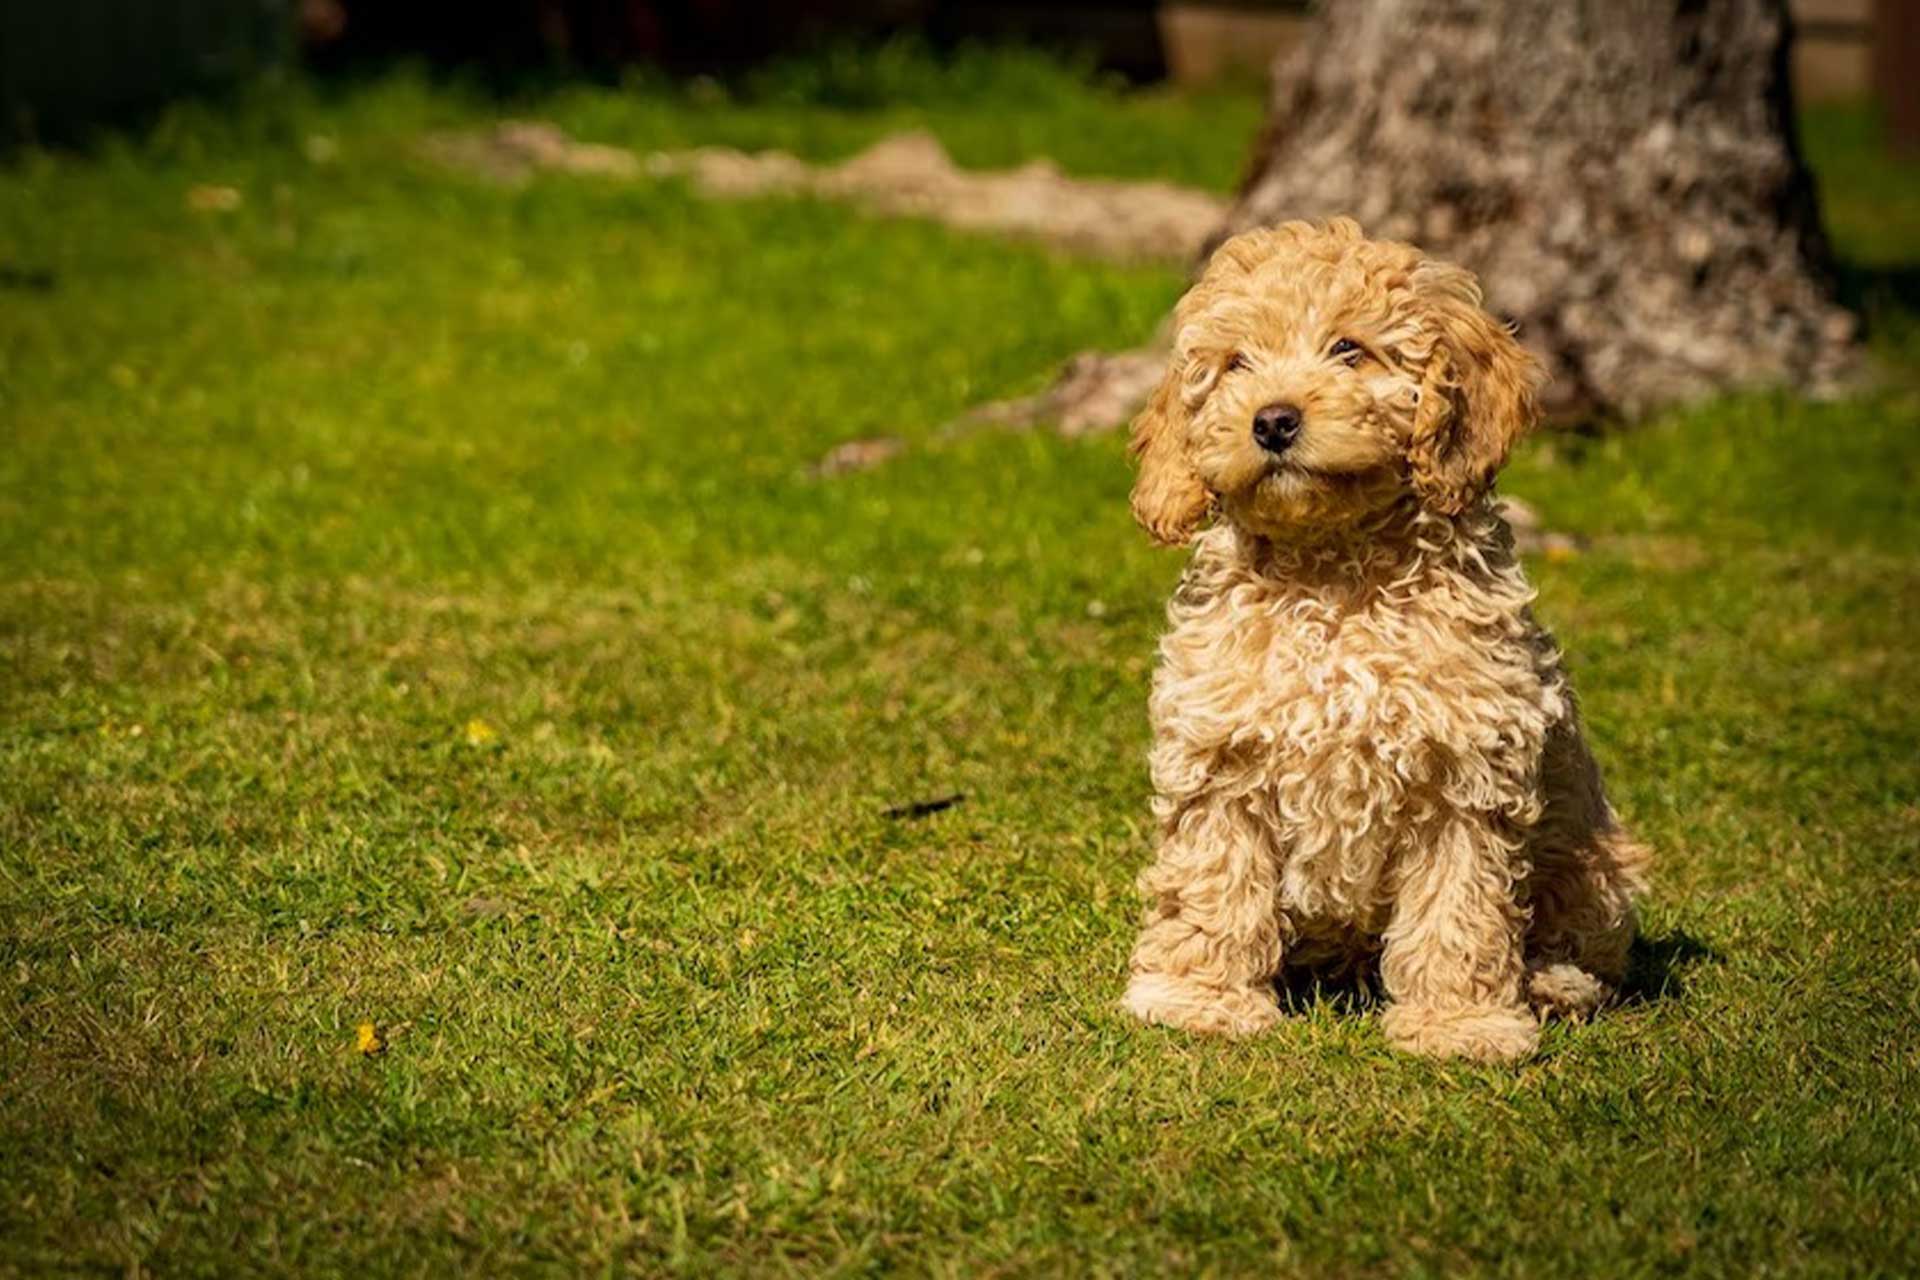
<box><xmin>1004</xmin><ymin>0</ymin><xmax>1858</xmax><ymax>430</ymax></box>
<box><xmin>1224</xmin><ymin>0</ymin><xmax>1855</xmax><ymax>416</ymax></box>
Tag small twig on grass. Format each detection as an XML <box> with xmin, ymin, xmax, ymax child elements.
<box><xmin>0</xmin><ymin>264</ymin><xmax>56</xmax><ymax>292</ymax></box>
<box><xmin>882</xmin><ymin>793</ymin><xmax>965</xmax><ymax>820</ymax></box>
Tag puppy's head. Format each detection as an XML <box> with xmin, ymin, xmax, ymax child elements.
<box><xmin>1129</xmin><ymin>219</ymin><xmax>1543</xmax><ymax>544</ymax></box>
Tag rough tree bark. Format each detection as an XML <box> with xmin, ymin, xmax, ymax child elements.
<box><xmin>1009</xmin><ymin>0</ymin><xmax>1858</xmax><ymax>430</ymax></box>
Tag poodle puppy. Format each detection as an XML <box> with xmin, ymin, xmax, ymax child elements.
<box><xmin>1122</xmin><ymin>218</ymin><xmax>1649</xmax><ymax>1062</ymax></box>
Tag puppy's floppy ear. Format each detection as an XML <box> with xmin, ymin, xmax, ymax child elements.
<box><xmin>1128</xmin><ymin>353</ymin><xmax>1211</xmax><ymax>545</ymax></box>
<box><xmin>1407</xmin><ymin>262</ymin><xmax>1545</xmax><ymax>516</ymax></box>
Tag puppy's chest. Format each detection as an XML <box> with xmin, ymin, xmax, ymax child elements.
<box><xmin>1153</xmin><ymin>581</ymin><xmax>1561</xmax><ymax>788</ymax></box>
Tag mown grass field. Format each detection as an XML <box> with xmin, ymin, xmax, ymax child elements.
<box><xmin>3</xmin><ymin>52</ymin><xmax>1918</xmax><ymax>1276</ymax></box>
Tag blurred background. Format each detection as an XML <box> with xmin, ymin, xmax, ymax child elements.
<box><xmin>3</xmin><ymin>1</ymin><xmax>1913</xmax><ymax>140</ymax></box>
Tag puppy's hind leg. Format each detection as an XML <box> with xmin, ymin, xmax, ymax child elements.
<box><xmin>1525</xmin><ymin>826</ymin><xmax>1650</xmax><ymax>1021</ymax></box>
<box><xmin>1524</xmin><ymin>724</ymin><xmax>1652</xmax><ymax>1021</ymax></box>
<box><xmin>1124</xmin><ymin>794</ymin><xmax>1286</xmax><ymax>1038</ymax></box>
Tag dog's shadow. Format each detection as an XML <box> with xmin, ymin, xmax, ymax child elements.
<box><xmin>1617</xmin><ymin>928</ymin><xmax>1716</xmax><ymax>1007</ymax></box>
<box><xmin>1275</xmin><ymin>955</ymin><xmax>1381</xmax><ymax>1016</ymax></box>
<box><xmin>1273</xmin><ymin>928</ymin><xmax>1716</xmax><ymax>1015</ymax></box>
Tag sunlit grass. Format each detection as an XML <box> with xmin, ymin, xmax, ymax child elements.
<box><xmin>2</xmin><ymin>56</ymin><xmax>1916</xmax><ymax>1276</ymax></box>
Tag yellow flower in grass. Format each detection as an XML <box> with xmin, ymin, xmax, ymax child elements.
<box><xmin>354</xmin><ymin>1022</ymin><xmax>384</xmax><ymax>1056</ymax></box>
<box><xmin>464</xmin><ymin>718</ymin><xmax>499</xmax><ymax>746</ymax></box>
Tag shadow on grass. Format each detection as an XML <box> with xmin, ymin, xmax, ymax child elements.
<box><xmin>1268</xmin><ymin>927</ymin><xmax>1716</xmax><ymax>1016</ymax></box>
<box><xmin>1619</xmin><ymin>927</ymin><xmax>1717</xmax><ymax>1007</ymax></box>
<box><xmin>1276</xmin><ymin>956</ymin><xmax>1380</xmax><ymax>1017</ymax></box>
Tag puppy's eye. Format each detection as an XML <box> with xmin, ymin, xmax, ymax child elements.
<box><xmin>1330</xmin><ymin>338</ymin><xmax>1364</xmax><ymax>364</ymax></box>
<box><xmin>1225</xmin><ymin>352</ymin><xmax>1252</xmax><ymax>374</ymax></box>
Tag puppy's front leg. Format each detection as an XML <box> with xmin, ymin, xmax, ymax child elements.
<box><xmin>1124</xmin><ymin>794</ymin><xmax>1285</xmax><ymax>1037</ymax></box>
<box><xmin>1379</xmin><ymin>813</ymin><xmax>1539</xmax><ymax>1062</ymax></box>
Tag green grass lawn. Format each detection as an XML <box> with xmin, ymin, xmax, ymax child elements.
<box><xmin>3</xmin><ymin>55</ymin><xmax>1919</xmax><ymax>1276</ymax></box>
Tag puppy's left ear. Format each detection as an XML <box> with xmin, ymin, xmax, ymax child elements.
<box><xmin>1408</xmin><ymin>262</ymin><xmax>1545</xmax><ymax>516</ymax></box>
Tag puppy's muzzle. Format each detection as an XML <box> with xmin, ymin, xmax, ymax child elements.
<box><xmin>1252</xmin><ymin>402</ymin><xmax>1302</xmax><ymax>454</ymax></box>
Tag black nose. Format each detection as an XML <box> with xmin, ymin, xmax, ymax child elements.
<box><xmin>1252</xmin><ymin>402</ymin><xmax>1302</xmax><ymax>453</ymax></box>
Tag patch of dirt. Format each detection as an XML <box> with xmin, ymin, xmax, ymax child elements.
<box><xmin>809</xmin><ymin>436</ymin><xmax>905</xmax><ymax>478</ymax></box>
<box><xmin>428</xmin><ymin>121</ymin><xmax>1224</xmax><ymax>262</ymax></box>
<box><xmin>959</xmin><ymin>347</ymin><xmax>1171</xmax><ymax>439</ymax></box>
<box><xmin>421</xmin><ymin>121</ymin><xmax>641</xmax><ymax>185</ymax></box>
<box><xmin>649</xmin><ymin>130</ymin><xmax>1226</xmax><ymax>262</ymax></box>
<box><xmin>808</xmin><ymin>348</ymin><xmax>1170</xmax><ymax>476</ymax></box>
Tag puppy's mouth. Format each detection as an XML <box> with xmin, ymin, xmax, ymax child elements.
<box><xmin>1257</xmin><ymin>459</ymin><xmax>1373</xmax><ymax>492</ymax></box>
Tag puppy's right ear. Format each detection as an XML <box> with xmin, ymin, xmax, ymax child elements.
<box><xmin>1128</xmin><ymin>356</ymin><xmax>1210</xmax><ymax>545</ymax></box>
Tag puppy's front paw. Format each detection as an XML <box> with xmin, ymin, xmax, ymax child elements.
<box><xmin>1380</xmin><ymin>1002</ymin><xmax>1539</xmax><ymax>1062</ymax></box>
<box><xmin>1123</xmin><ymin>972</ymin><xmax>1281</xmax><ymax>1038</ymax></box>
<box><xmin>1526</xmin><ymin>962</ymin><xmax>1612</xmax><ymax>1022</ymax></box>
